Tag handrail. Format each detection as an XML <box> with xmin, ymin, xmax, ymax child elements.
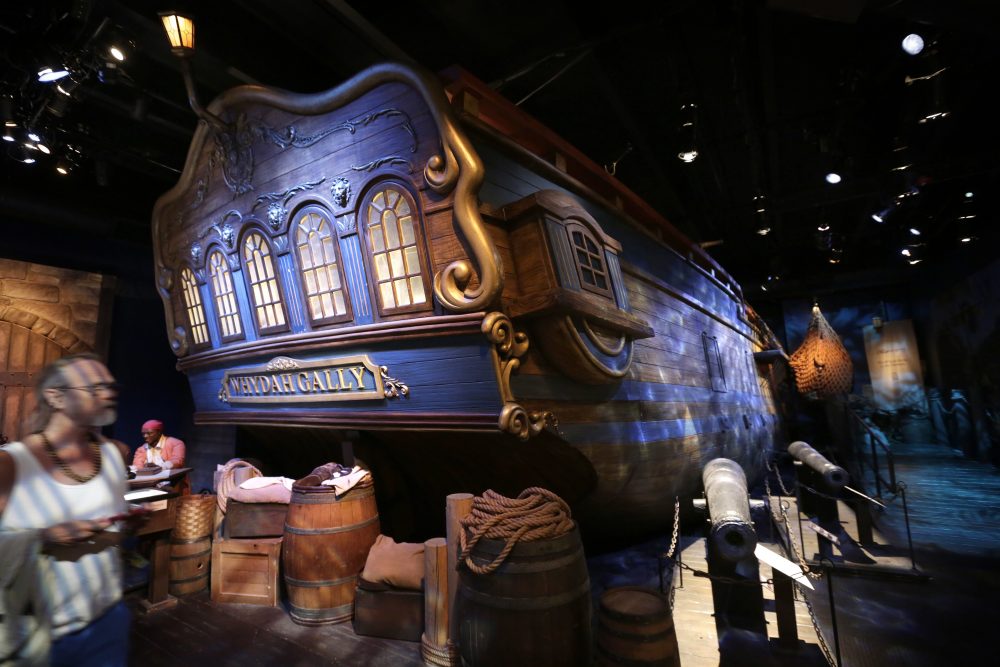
<box><xmin>843</xmin><ymin>405</ymin><xmax>897</xmax><ymax>497</ymax></box>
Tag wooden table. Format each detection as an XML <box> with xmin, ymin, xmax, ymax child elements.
<box><xmin>126</xmin><ymin>468</ymin><xmax>192</xmax><ymax>613</ymax></box>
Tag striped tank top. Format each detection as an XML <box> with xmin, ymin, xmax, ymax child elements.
<box><xmin>0</xmin><ymin>440</ymin><xmax>126</xmax><ymax>638</ymax></box>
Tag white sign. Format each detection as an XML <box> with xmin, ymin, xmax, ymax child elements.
<box><xmin>862</xmin><ymin>319</ymin><xmax>925</xmax><ymax>411</ymax></box>
<box><xmin>754</xmin><ymin>543</ymin><xmax>814</xmax><ymax>590</ymax></box>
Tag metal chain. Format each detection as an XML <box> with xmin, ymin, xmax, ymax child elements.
<box><xmin>662</xmin><ymin>496</ymin><xmax>681</xmax><ymax>559</ymax></box>
<box><xmin>767</xmin><ymin>459</ymin><xmax>794</xmax><ymax>497</ymax></box>
<box><xmin>674</xmin><ymin>560</ymin><xmax>774</xmax><ymax>587</ymax></box>
<box><xmin>765</xmin><ymin>462</ymin><xmax>836</xmax><ymax>667</ymax></box>
<box><xmin>764</xmin><ymin>472</ymin><xmax>822</xmax><ymax>580</ymax></box>
<box><xmin>797</xmin><ymin>580</ymin><xmax>838</xmax><ymax>667</ymax></box>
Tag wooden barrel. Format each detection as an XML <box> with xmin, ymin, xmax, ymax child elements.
<box><xmin>282</xmin><ymin>481</ymin><xmax>380</xmax><ymax>625</ymax></box>
<box><xmin>168</xmin><ymin>536</ymin><xmax>211</xmax><ymax>596</ymax></box>
<box><xmin>455</xmin><ymin>525</ymin><xmax>591</xmax><ymax>667</ymax></box>
<box><xmin>596</xmin><ymin>587</ymin><xmax>680</xmax><ymax>667</ymax></box>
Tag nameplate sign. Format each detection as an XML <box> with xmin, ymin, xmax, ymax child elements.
<box><xmin>218</xmin><ymin>355</ymin><xmax>392</xmax><ymax>404</ymax></box>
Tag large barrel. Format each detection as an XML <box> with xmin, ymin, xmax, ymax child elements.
<box><xmin>282</xmin><ymin>481</ymin><xmax>380</xmax><ymax>625</ymax></box>
<box><xmin>455</xmin><ymin>525</ymin><xmax>591</xmax><ymax>666</ymax></box>
<box><xmin>168</xmin><ymin>536</ymin><xmax>211</xmax><ymax>596</ymax></box>
<box><xmin>596</xmin><ymin>587</ymin><xmax>681</xmax><ymax>666</ymax></box>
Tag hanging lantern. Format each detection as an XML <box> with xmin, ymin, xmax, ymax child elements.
<box><xmin>789</xmin><ymin>304</ymin><xmax>853</xmax><ymax>400</ymax></box>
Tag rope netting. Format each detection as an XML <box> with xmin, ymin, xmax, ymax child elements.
<box><xmin>458</xmin><ymin>487</ymin><xmax>574</xmax><ymax>575</ymax></box>
<box><xmin>789</xmin><ymin>305</ymin><xmax>853</xmax><ymax>400</ymax></box>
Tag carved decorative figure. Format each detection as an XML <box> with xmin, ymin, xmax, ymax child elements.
<box><xmin>331</xmin><ymin>178</ymin><xmax>351</xmax><ymax>207</ymax></box>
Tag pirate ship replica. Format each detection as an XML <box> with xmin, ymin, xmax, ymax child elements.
<box><xmin>151</xmin><ymin>62</ymin><xmax>785</xmax><ymax>539</ymax></box>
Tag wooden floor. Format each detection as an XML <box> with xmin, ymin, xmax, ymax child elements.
<box><xmin>125</xmin><ymin>436</ymin><xmax>1000</xmax><ymax>666</ymax></box>
<box><xmin>126</xmin><ymin>591</ymin><xmax>424</xmax><ymax>666</ymax></box>
<box><xmin>776</xmin><ymin>437</ymin><xmax>1000</xmax><ymax>667</ymax></box>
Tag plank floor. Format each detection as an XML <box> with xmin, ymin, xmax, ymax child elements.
<box><xmin>124</xmin><ymin>437</ymin><xmax>1000</xmax><ymax>666</ymax></box>
<box><xmin>770</xmin><ymin>437</ymin><xmax>1000</xmax><ymax>667</ymax></box>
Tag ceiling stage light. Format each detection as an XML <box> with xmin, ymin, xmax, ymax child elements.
<box><xmin>825</xmin><ymin>172</ymin><xmax>842</xmax><ymax>184</ymax></box>
<box><xmin>37</xmin><ymin>67</ymin><xmax>70</xmax><ymax>82</ymax></box>
<box><xmin>902</xmin><ymin>34</ymin><xmax>925</xmax><ymax>56</ymax></box>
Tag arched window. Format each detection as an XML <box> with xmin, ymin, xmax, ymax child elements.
<box><xmin>567</xmin><ymin>221</ymin><xmax>612</xmax><ymax>299</ymax></box>
<box><xmin>362</xmin><ymin>183</ymin><xmax>429</xmax><ymax>315</ymax></box>
<box><xmin>179</xmin><ymin>267</ymin><xmax>210</xmax><ymax>347</ymax></box>
<box><xmin>208</xmin><ymin>250</ymin><xmax>244</xmax><ymax>342</ymax></box>
<box><xmin>242</xmin><ymin>231</ymin><xmax>289</xmax><ymax>334</ymax></box>
<box><xmin>294</xmin><ymin>206</ymin><xmax>351</xmax><ymax>326</ymax></box>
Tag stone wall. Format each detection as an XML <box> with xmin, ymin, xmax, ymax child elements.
<box><xmin>0</xmin><ymin>257</ymin><xmax>111</xmax><ymax>353</ymax></box>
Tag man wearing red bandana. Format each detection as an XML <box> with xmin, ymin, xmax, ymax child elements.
<box><xmin>131</xmin><ymin>419</ymin><xmax>185</xmax><ymax>470</ymax></box>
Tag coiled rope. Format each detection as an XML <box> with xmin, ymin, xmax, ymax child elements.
<box><xmin>216</xmin><ymin>458</ymin><xmax>262</xmax><ymax>513</ymax></box>
<box><xmin>458</xmin><ymin>487</ymin><xmax>574</xmax><ymax>575</ymax></box>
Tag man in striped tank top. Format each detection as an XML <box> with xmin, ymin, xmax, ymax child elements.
<box><xmin>0</xmin><ymin>354</ymin><xmax>131</xmax><ymax>666</ymax></box>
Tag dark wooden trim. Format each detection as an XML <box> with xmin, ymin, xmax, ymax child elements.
<box><xmin>176</xmin><ymin>312</ymin><xmax>487</xmax><ymax>371</ymax></box>
<box><xmin>507</xmin><ymin>288</ymin><xmax>654</xmax><ymax>339</ymax></box>
<box><xmin>195</xmin><ymin>410</ymin><xmax>500</xmax><ymax>431</ymax></box>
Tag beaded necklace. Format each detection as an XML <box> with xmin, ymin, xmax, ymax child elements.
<box><xmin>39</xmin><ymin>431</ymin><xmax>102</xmax><ymax>483</ymax></box>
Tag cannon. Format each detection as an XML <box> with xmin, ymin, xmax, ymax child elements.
<box><xmin>702</xmin><ymin>458</ymin><xmax>757</xmax><ymax>562</ymax></box>
<box><xmin>787</xmin><ymin>441</ymin><xmax>848</xmax><ymax>490</ymax></box>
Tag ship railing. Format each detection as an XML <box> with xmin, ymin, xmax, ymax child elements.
<box><xmin>843</xmin><ymin>406</ymin><xmax>898</xmax><ymax>498</ymax></box>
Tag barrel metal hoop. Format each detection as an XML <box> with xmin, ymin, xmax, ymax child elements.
<box><xmin>458</xmin><ymin>578</ymin><xmax>590</xmax><ymax>610</ymax></box>
<box><xmin>170</xmin><ymin>536</ymin><xmax>211</xmax><ymax>545</ymax></box>
<box><xmin>467</xmin><ymin>548</ymin><xmax>584</xmax><ymax>574</ymax></box>
<box><xmin>597</xmin><ymin>619</ymin><xmax>675</xmax><ymax>641</ymax></box>
<box><xmin>289</xmin><ymin>602</ymin><xmax>353</xmax><ymax>619</ymax></box>
<box><xmin>170</xmin><ymin>572</ymin><xmax>210</xmax><ymax>585</ymax></box>
<box><xmin>285</xmin><ymin>574</ymin><xmax>357</xmax><ymax>588</ymax></box>
<box><xmin>169</xmin><ymin>548</ymin><xmax>212</xmax><ymax>561</ymax></box>
<box><xmin>290</xmin><ymin>485</ymin><xmax>374</xmax><ymax>503</ymax></box>
<box><xmin>283</xmin><ymin>514</ymin><xmax>379</xmax><ymax>536</ymax></box>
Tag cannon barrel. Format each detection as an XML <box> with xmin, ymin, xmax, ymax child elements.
<box><xmin>787</xmin><ymin>441</ymin><xmax>848</xmax><ymax>490</ymax></box>
<box><xmin>702</xmin><ymin>458</ymin><xmax>757</xmax><ymax>562</ymax></box>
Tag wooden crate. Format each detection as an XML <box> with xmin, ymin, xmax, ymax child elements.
<box><xmin>223</xmin><ymin>500</ymin><xmax>288</xmax><ymax>539</ymax></box>
<box><xmin>211</xmin><ymin>536</ymin><xmax>282</xmax><ymax>606</ymax></box>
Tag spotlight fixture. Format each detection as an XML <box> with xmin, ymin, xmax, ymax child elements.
<box><xmin>2</xmin><ymin>128</ymin><xmax>14</xmax><ymax>143</ymax></box>
<box><xmin>676</xmin><ymin>103</ymin><xmax>698</xmax><ymax>163</ymax></box>
<box><xmin>159</xmin><ymin>12</ymin><xmax>228</xmax><ymax>133</ymax></box>
<box><xmin>37</xmin><ymin>67</ymin><xmax>71</xmax><ymax>83</ymax></box>
<box><xmin>901</xmin><ymin>248</ymin><xmax>911</xmax><ymax>257</ymax></box>
<box><xmin>36</xmin><ymin>142</ymin><xmax>50</xmax><ymax>155</ymax></box>
<box><xmin>817</xmin><ymin>223</ymin><xmax>831</xmax><ymax>232</ymax></box>
<box><xmin>909</xmin><ymin>227</ymin><xmax>921</xmax><ymax>235</ymax></box>
<box><xmin>825</xmin><ymin>172</ymin><xmax>842</xmax><ymax>184</ymax></box>
<box><xmin>109</xmin><ymin>45</ymin><xmax>126</xmax><ymax>62</ymax></box>
<box><xmin>55</xmin><ymin>159</ymin><xmax>71</xmax><ymax>175</ymax></box>
<box><xmin>902</xmin><ymin>34</ymin><xmax>925</xmax><ymax>56</ymax></box>
<box><xmin>27</xmin><ymin>131</ymin><xmax>40</xmax><ymax>142</ymax></box>
<box><xmin>753</xmin><ymin>192</ymin><xmax>770</xmax><ymax>235</ymax></box>
<box><xmin>871</xmin><ymin>212</ymin><xmax>884</xmax><ymax>223</ymax></box>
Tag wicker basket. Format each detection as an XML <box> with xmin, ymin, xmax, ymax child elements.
<box><xmin>173</xmin><ymin>493</ymin><xmax>217</xmax><ymax>540</ymax></box>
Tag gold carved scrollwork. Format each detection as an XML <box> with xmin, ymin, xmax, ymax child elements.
<box><xmin>482</xmin><ymin>312</ymin><xmax>556</xmax><ymax>440</ymax></box>
<box><xmin>379</xmin><ymin>366</ymin><xmax>409</xmax><ymax>399</ymax></box>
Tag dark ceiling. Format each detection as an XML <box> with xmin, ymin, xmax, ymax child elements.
<box><xmin>2</xmin><ymin>0</ymin><xmax>999</xmax><ymax>303</ymax></box>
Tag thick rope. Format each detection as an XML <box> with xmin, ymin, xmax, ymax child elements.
<box><xmin>458</xmin><ymin>487</ymin><xmax>574</xmax><ymax>575</ymax></box>
<box><xmin>216</xmin><ymin>458</ymin><xmax>262</xmax><ymax>513</ymax></box>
